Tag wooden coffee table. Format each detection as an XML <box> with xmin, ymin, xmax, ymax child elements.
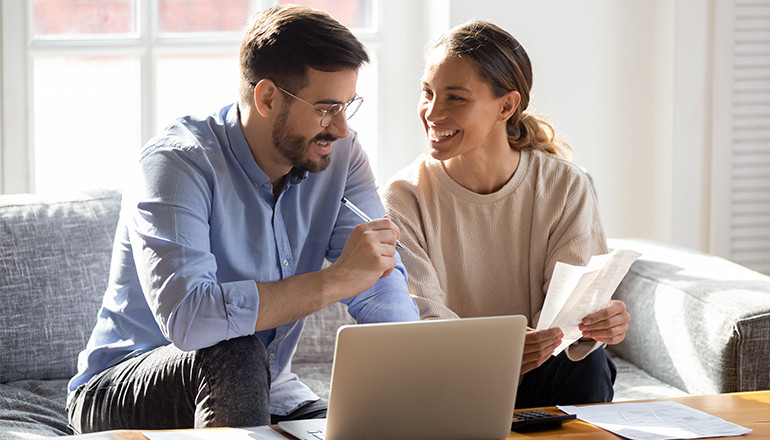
<box><xmin>67</xmin><ymin>390</ymin><xmax>770</xmax><ymax>439</ymax></box>
<box><xmin>502</xmin><ymin>391</ymin><xmax>770</xmax><ymax>439</ymax></box>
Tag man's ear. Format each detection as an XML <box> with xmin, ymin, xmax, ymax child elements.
<box><xmin>501</xmin><ymin>90</ymin><xmax>521</xmax><ymax>121</ymax></box>
<box><xmin>254</xmin><ymin>79</ymin><xmax>279</xmax><ymax>118</ymax></box>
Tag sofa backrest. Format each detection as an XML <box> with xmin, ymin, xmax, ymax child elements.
<box><xmin>0</xmin><ymin>190</ymin><xmax>122</xmax><ymax>383</ymax></box>
<box><xmin>609</xmin><ymin>238</ymin><xmax>770</xmax><ymax>394</ymax></box>
<box><xmin>294</xmin><ymin>301</ymin><xmax>355</xmax><ymax>365</ymax></box>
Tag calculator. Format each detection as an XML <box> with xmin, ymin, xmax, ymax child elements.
<box><xmin>511</xmin><ymin>410</ymin><xmax>577</xmax><ymax>432</ymax></box>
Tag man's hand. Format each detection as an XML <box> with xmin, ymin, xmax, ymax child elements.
<box><xmin>254</xmin><ymin>216</ymin><xmax>402</xmax><ymax>332</ymax></box>
<box><xmin>578</xmin><ymin>299</ymin><xmax>630</xmax><ymax>344</ymax></box>
<box><xmin>521</xmin><ymin>327</ymin><xmax>563</xmax><ymax>375</ymax></box>
<box><xmin>328</xmin><ymin>216</ymin><xmax>402</xmax><ymax>296</ymax></box>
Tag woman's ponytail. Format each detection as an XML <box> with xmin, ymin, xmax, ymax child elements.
<box><xmin>436</xmin><ymin>20</ymin><xmax>573</xmax><ymax>161</ymax></box>
<box><xmin>507</xmin><ymin>112</ymin><xmax>572</xmax><ymax>160</ymax></box>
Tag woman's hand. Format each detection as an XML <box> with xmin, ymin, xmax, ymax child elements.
<box><xmin>521</xmin><ymin>327</ymin><xmax>563</xmax><ymax>375</ymax></box>
<box><xmin>578</xmin><ymin>299</ymin><xmax>630</xmax><ymax>344</ymax></box>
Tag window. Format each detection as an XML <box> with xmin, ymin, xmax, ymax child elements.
<box><xmin>1</xmin><ymin>0</ymin><xmax>387</xmax><ymax>194</ymax></box>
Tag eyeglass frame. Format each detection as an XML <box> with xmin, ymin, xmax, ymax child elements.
<box><xmin>248</xmin><ymin>81</ymin><xmax>363</xmax><ymax>128</ymax></box>
<box><xmin>276</xmin><ymin>86</ymin><xmax>363</xmax><ymax>128</ymax></box>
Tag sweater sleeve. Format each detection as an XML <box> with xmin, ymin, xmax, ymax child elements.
<box><xmin>381</xmin><ymin>178</ymin><xmax>459</xmax><ymax>321</ymax></box>
<box><xmin>539</xmin><ymin>169</ymin><xmax>609</xmax><ymax>361</ymax></box>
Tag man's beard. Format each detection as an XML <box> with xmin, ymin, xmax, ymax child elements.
<box><xmin>272</xmin><ymin>106</ymin><xmax>335</xmax><ymax>173</ymax></box>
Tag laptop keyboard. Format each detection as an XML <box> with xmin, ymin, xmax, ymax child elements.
<box><xmin>307</xmin><ymin>428</ymin><xmax>326</xmax><ymax>439</ymax></box>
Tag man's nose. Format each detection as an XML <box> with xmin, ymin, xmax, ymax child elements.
<box><xmin>325</xmin><ymin>113</ymin><xmax>350</xmax><ymax>139</ymax></box>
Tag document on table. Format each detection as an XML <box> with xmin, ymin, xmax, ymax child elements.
<box><xmin>142</xmin><ymin>425</ymin><xmax>287</xmax><ymax>439</ymax></box>
<box><xmin>558</xmin><ymin>401</ymin><xmax>752</xmax><ymax>440</ymax></box>
<box><xmin>536</xmin><ymin>249</ymin><xmax>641</xmax><ymax>355</ymax></box>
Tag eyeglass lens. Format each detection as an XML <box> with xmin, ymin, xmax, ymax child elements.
<box><xmin>320</xmin><ymin>96</ymin><xmax>363</xmax><ymax>127</ymax></box>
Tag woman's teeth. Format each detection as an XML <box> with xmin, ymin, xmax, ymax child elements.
<box><xmin>431</xmin><ymin>128</ymin><xmax>457</xmax><ymax>138</ymax></box>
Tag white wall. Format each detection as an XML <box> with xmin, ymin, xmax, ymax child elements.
<box><xmin>377</xmin><ymin>0</ymin><xmax>693</xmax><ymax>243</ymax></box>
<box><xmin>438</xmin><ymin>0</ymin><xmax>702</xmax><ymax>244</ymax></box>
<box><xmin>1</xmin><ymin>0</ymin><xmax>721</xmax><ymax>251</ymax></box>
<box><xmin>374</xmin><ymin>0</ymin><xmax>450</xmax><ymax>188</ymax></box>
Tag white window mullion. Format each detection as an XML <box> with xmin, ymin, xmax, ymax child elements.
<box><xmin>1</xmin><ymin>0</ymin><xmax>32</xmax><ymax>193</ymax></box>
<box><xmin>142</xmin><ymin>0</ymin><xmax>157</xmax><ymax>146</ymax></box>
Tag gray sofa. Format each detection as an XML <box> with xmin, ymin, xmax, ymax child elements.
<box><xmin>608</xmin><ymin>238</ymin><xmax>770</xmax><ymax>397</ymax></box>
<box><xmin>1</xmin><ymin>191</ymin><xmax>769</xmax><ymax>439</ymax></box>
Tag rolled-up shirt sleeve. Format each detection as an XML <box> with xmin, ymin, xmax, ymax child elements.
<box><xmin>327</xmin><ymin>141</ymin><xmax>419</xmax><ymax>324</ymax></box>
<box><xmin>341</xmin><ymin>252</ymin><xmax>419</xmax><ymax>324</ymax></box>
<box><xmin>127</xmin><ymin>146</ymin><xmax>259</xmax><ymax>351</ymax></box>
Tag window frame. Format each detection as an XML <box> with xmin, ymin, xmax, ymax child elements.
<box><xmin>1</xmin><ymin>0</ymin><xmax>412</xmax><ymax>194</ymax></box>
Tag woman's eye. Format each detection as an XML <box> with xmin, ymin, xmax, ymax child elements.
<box><xmin>448</xmin><ymin>95</ymin><xmax>465</xmax><ymax>101</ymax></box>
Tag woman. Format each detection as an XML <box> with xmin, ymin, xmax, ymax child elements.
<box><xmin>382</xmin><ymin>20</ymin><xmax>629</xmax><ymax>407</ymax></box>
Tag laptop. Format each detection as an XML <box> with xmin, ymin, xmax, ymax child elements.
<box><xmin>278</xmin><ymin>315</ymin><xmax>527</xmax><ymax>440</ymax></box>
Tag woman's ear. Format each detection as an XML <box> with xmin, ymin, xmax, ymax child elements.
<box><xmin>501</xmin><ymin>90</ymin><xmax>521</xmax><ymax>121</ymax></box>
<box><xmin>254</xmin><ymin>79</ymin><xmax>279</xmax><ymax>118</ymax></box>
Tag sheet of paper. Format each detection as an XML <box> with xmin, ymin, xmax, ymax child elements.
<box><xmin>558</xmin><ymin>401</ymin><xmax>752</xmax><ymax>440</ymax></box>
<box><xmin>536</xmin><ymin>249</ymin><xmax>641</xmax><ymax>355</ymax></box>
<box><xmin>142</xmin><ymin>425</ymin><xmax>287</xmax><ymax>440</ymax></box>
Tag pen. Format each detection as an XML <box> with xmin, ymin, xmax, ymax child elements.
<box><xmin>340</xmin><ymin>197</ymin><xmax>405</xmax><ymax>249</ymax></box>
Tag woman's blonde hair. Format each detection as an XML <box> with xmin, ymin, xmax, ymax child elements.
<box><xmin>432</xmin><ymin>20</ymin><xmax>572</xmax><ymax>160</ymax></box>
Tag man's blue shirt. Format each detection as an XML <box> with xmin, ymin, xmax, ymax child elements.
<box><xmin>68</xmin><ymin>104</ymin><xmax>418</xmax><ymax>415</ymax></box>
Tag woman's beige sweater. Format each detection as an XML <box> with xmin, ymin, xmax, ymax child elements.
<box><xmin>382</xmin><ymin>149</ymin><xmax>608</xmax><ymax>360</ymax></box>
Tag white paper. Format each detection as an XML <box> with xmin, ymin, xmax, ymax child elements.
<box><xmin>142</xmin><ymin>425</ymin><xmax>288</xmax><ymax>440</ymax></box>
<box><xmin>536</xmin><ymin>249</ymin><xmax>641</xmax><ymax>355</ymax></box>
<box><xmin>558</xmin><ymin>401</ymin><xmax>752</xmax><ymax>440</ymax></box>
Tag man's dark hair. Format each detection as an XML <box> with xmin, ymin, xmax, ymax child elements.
<box><xmin>239</xmin><ymin>5</ymin><xmax>369</xmax><ymax>104</ymax></box>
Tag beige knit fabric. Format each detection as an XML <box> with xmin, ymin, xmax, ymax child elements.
<box><xmin>382</xmin><ymin>149</ymin><xmax>609</xmax><ymax>360</ymax></box>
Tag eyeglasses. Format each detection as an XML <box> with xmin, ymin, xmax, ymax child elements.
<box><xmin>277</xmin><ymin>86</ymin><xmax>363</xmax><ymax>128</ymax></box>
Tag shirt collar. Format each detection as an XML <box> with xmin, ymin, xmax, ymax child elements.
<box><xmin>287</xmin><ymin>168</ymin><xmax>309</xmax><ymax>185</ymax></box>
<box><xmin>226</xmin><ymin>104</ymin><xmax>271</xmax><ymax>187</ymax></box>
<box><xmin>226</xmin><ymin>104</ymin><xmax>310</xmax><ymax>189</ymax></box>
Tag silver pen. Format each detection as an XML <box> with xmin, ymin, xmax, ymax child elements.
<box><xmin>340</xmin><ymin>197</ymin><xmax>405</xmax><ymax>249</ymax></box>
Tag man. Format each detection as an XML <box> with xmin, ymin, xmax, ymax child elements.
<box><xmin>67</xmin><ymin>5</ymin><xmax>418</xmax><ymax>433</ymax></box>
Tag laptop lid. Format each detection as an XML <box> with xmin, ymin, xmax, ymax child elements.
<box><xmin>282</xmin><ymin>315</ymin><xmax>526</xmax><ymax>440</ymax></box>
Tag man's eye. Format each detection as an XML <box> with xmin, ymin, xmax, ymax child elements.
<box><xmin>448</xmin><ymin>95</ymin><xmax>465</xmax><ymax>101</ymax></box>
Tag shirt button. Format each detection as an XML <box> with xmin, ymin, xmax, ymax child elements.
<box><xmin>264</xmin><ymin>183</ymin><xmax>271</xmax><ymax>189</ymax></box>
<box><xmin>268</xmin><ymin>353</ymin><xmax>276</xmax><ymax>360</ymax></box>
<box><xmin>282</xmin><ymin>259</ymin><xmax>289</xmax><ymax>267</ymax></box>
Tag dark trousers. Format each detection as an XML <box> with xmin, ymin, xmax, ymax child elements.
<box><xmin>515</xmin><ymin>347</ymin><xmax>617</xmax><ymax>408</ymax></box>
<box><xmin>67</xmin><ymin>335</ymin><xmax>327</xmax><ymax>434</ymax></box>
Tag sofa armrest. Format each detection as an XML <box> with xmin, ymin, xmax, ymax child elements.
<box><xmin>608</xmin><ymin>238</ymin><xmax>770</xmax><ymax>395</ymax></box>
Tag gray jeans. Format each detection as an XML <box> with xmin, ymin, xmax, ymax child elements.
<box><xmin>67</xmin><ymin>335</ymin><xmax>326</xmax><ymax>434</ymax></box>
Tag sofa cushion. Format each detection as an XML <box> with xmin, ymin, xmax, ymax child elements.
<box><xmin>609</xmin><ymin>238</ymin><xmax>770</xmax><ymax>394</ymax></box>
<box><xmin>0</xmin><ymin>191</ymin><xmax>121</xmax><ymax>383</ymax></box>
<box><xmin>291</xmin><ymin>302</ymin><xmax>354</xmax><ymax>400</ymax></box>
<box><xmin>293</xmin><ymin>302</ymin><xmax>355</xmax><ymax>366</ymax></box>
<box><xmin>0</xmin><ymin>380</ymin><xmax>70</xmax><ymax>439</ymax></box>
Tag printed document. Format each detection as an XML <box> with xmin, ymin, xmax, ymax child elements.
<box><xmin>536</xmin><ymin>249</ymin><xmax>641</xmax><ymax>355</ymax></box>
<box><xmin>142</xmin><ymin>426</ymin><xmax>287</xmax><ymax>439</ymax></box>
<box><xmin>558</xmin><ymin>401</ymin><xmax>752</xmax><ymax>440</ymax></box>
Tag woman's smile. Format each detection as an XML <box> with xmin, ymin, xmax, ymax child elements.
<box><xmin>428</xmin><ymin>127</ymin><xmax>460</xmax><ymax>143</ymax></box>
